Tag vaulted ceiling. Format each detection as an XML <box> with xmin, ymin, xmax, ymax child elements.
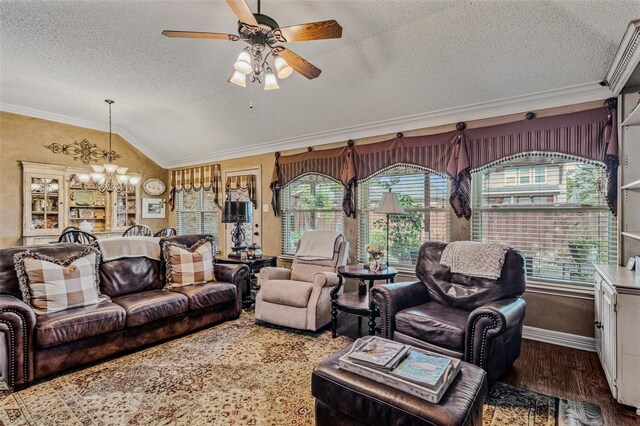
<box><xmin>1</xmin><ymin>1</ymin><xmax>637</xmax><ymax>168</ymax></box>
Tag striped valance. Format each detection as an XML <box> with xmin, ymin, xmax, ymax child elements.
<box><xmin>270</xmin><ymin>102</ymin><xmax>618</xmax><ymax>219</ymax></box>
<box><xmin>168</xmin><ymin>164</ymin><xmax>222</xmax><ymax>211</ymax></box>
<box><xmin>226</xmin><ymin>175</ymin><xmax>257</xmax><ymax>208</ymax></box>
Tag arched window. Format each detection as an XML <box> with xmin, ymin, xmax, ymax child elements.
<box><xmin>280</xmin><ymin>174</ymin><xmax>345</xmax><ymax>256</ymax></box>
<box><xmin>472</xmin><ymin>154</ymin><xmax>617</xmax><ymax>284</ymax></box>
<box><xmin>358</xmin><ymin>165</ymin><xmax>450</xmax><ymax>266</ymax></box>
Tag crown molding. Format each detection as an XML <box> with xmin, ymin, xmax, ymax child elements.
<box><xmin>165</xmin><ymin>81</ymin><xmax>613</xmax><ymax>168</ymax></box>
<box><xmin>0</xmin><ymin>102</ymin><xmax>167</xmax><ymax>167</ymax></box>
<box><xmin>605</xmin><ymin>19</ymin><xmax>640</xmax><ymax>95</ymax></box>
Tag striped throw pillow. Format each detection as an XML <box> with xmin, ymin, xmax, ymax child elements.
<box><xmin>14</xmin><ymin>248</ymin><xmax>110</xmax><ymax>315</ymax></box>
<box><xmin>163</xmin><ymin>237</ymin><xmax>216</xmax><ymax>288</ymax></box>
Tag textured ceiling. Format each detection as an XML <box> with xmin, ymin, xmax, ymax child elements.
<box><xmin>1</xmin><ymin>0</ymin><xmax>638</xmax><ymax>167</ymax></box>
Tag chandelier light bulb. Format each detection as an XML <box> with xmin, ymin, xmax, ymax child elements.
<box><xmin>117</xmin><ymin>174</ymin><xmax>129</xmax><ymax>184</ymax></box>
<box><xmin>275</xmin><ymin>56</ymin><xmax>293</xmax><ymax>79</ymax></box>
<box><xmin>234</xmin><ymin>50</ymin><xmax>252</xmax><ymax>75</ymax></box>
<box><xmin>91</xmin><ymin>165</ymin><xmax>105</xmax><ymax>173</ymax></box>
<box><xmin>264</xmin><ymin>70</ymin><xmax>279</xmax><ymax>90</ymax></box>
<box><xmin>128</xmin><ymin>176</ymin><xmax>141</xmax><ymax>185</ymax></box>
<box><xmin>116</xmin><ymin>166</ymin><xmax>128</xmax><ymax>175</ymax></box>
<box><xmin>77</xmin><ymin>174</ymin><xmax>91</xmax><ymax>183</ymax></box>
<box><xmin>103</xmin><ymin>163</ymin><xmax>118</xmax><ymax>174</ymax></box>
<box><xmin>228</xmin><ymin>69</ymin><xmax>247</xmax><ymax>87</ymax></box>
<box><xmin>91</xmin><ymin>172</ymin><xmax>104</xmax><ymax>183</ymax></box>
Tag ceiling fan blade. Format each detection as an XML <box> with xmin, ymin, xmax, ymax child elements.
<box><xmin>277</xmin><ymin>20</ymin><xmax>343</xmax><ymax>42</ymax></box>
<box><xmin>162</xmin><ymin>30</ymin><xmax>239</xmax><ymax>41</ymax></box>
<box><xmin>225</xmin><ymin>0</ymin><xmax>258</xmax><ymax>27</ymax></box>
<box><xmin>274</xmin><ymin>47</ymin><xmax>321</xmax><ymax>79</ymax></box>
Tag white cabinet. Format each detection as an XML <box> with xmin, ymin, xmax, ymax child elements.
<box><xmin>594</xmin><ymin>264</ymin><xmax>640</xmax><ymax>415</ymax></box>
<box><xmin>21</xmin><ymin>161</ymin><xmax>141</xmax><ymax>245</ymax></box>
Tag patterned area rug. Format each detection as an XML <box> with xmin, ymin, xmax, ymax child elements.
<box><xmin>0</xmin><ymin>313</ymin><xmax>603</xmax><ymax>425</ymax></box>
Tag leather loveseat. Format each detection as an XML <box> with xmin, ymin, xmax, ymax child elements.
<box><xmin>0</xmin><ymin>234</ymin><xmax>249</xmax><ymax>390</ymax></box>
<box><xmin>371</xmin><ymin>241</ymin><xmax>526</xmax><ymax>383</ymax></box>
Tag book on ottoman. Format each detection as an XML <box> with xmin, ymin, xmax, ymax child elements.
<box><xmin>347</xmin><ymin>337</ymin><xmax>409</xmax><ymax>371</ymax></box>
<box><xmin>339</xmin><ymin>337</ymin><xmax>461</xmax><ymax>403</ymax></box>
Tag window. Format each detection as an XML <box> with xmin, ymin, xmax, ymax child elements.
<box><xmin>358</xmin><ymin>165</ymin><xmax>450</xmax><ymax>267</ymax></box>
<box><xmin>472</xmin><ymin>155</ymin><xmax>617</xmax><ymax>285</ymax></box>
<box><xmin>280</xmin><ymin>174</ymin><xmax>345</xmax><ymax>256</ymax></box>
<box><xmin>176</xmin><ymin>188</ymin><xmax>219</xmax><ymax>239</ymax></box>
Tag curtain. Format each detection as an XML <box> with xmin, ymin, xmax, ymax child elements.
<box><xmin>168</xmin><ymin>164</ymin><xmax>221</xmax><ymax>211</ymax></box>
<box><xmin>270</xmin><ymin>103</ymin><xmax>619</xmax><ymax>218</ymax></box>
<box><xmin>225</xmin><ymin>175</ymin><xmax>257</xmax><ymax>208</ymax></box>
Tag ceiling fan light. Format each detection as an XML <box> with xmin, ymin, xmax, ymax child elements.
<box><xmin>275</xmin><ymin>56</ymin><xmax>293</xmax><ymax>79</ymax></box>
<box><xmin>234</xmin><ymin>50</ymin><xmax>252</xmax><ymax>74</ymax></box>
<box><xmin>227</xmin><ymin>70</ymin><xmax>247</xmax><ymax>87</ymax></box>
<box><xmin>264</xmin><ymin>70</ymin><xmax>279</xmax><ymax>90</ymax></box>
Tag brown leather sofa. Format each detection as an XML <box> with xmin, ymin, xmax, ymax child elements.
<box><xmin>0</xmin><ymin>234</ymin><xmax>249</xmax><ymax>390</ymax></box>
<box><xmin>371</xmin><ymin>241</ymin><xmax>526</xmax><ymax>383</ymax></box>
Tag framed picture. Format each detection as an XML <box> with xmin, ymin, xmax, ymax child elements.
<box><xmin>625</xmin><ymin>256</ymin><xmax>636</xmax><ymax>271</ymax></box>
<box><xmin>142</xmin><ymin>198</ymin><xmax>165</xmax><ymax>219</ymax></box>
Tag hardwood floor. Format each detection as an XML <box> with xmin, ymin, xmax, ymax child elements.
<box><xmin>332</xmin><ymin>312</ymin><xmax>639</xmax><ymax>425</ymax></box>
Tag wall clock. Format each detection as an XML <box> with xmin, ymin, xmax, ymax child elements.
<box><xmin>143</xmin><ymin>178</ymin><xmax>166</xmax><ymax>196</ymax></box>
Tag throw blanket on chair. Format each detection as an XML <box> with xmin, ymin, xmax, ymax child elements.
<box><xmin>295</xmin><ymin>230</ymin><xmax>341</xmax><ymax>261</ymax></box>
<box><xmin>97</xmin><ymin>236</ymin><xmax>161</xmax><ymax>261</ymax></box>
<box><xmin>440</xmin><ymin>241</ymin><xmax>510</xmax><ymax>280</ymax></box>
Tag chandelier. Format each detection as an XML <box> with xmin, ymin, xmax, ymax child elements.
<box><xmin>80</xmin><ymin>100</ymin><xmax>140</xmax><ymax>193</ymax></box>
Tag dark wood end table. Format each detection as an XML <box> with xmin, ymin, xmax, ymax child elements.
<box><xmin>332</xmin><ymin>265</ymin><xmax>398</xmax><ymax>338</ymax></box>
<box><xmin>216</xmin><ymin>255</ymin><xmax>278</xmax><ymax>310</ymax></box>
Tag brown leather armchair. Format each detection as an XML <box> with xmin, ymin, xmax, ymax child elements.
<box><xmin>371</xmin><ymin>241</ymin><xmax>526</xmax><ymax>383</ymax></box>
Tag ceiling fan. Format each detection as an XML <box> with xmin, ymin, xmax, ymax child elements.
<box><xmin>162</xmin><ymin>0</ymin><xmax>343</xmax><ymax>90</ymax></box>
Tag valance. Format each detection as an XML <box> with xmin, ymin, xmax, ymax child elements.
<box><xmin>168</xmin><ymin>164</ymin><xmax>222</xmax><ymax>211</ymax></box>
<box><xmin>271</xmin><ymin>103</ymin><xmax>618</xmax><ymax>219</ymax></box>
<box><xmin>225</xmin><ymin>175</ymin><xmax>257</xmax><ymax>208</ymax></box>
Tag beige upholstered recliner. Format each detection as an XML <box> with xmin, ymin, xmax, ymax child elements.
<box><xmin>255</xmin><ymin>233</ymin><xmax>349</xmax><ymax>331</ymax></box>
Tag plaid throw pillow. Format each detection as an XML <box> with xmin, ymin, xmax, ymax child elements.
<box><xmin>163</xmin><ymin>237</ymin><xmax>216</xmax><ymax>288</ymax></box>
<box><xmin>13</xmin><ymin>248</ymin><xmax>110</xmax><ymax>315</ymax></box>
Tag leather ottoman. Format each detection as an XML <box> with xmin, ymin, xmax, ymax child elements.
<box><xmin>312</xmin><ymin>340</ymin><xmax>487</xmax><ymax>426</ymax></box>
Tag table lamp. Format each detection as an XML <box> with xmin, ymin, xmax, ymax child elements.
<box><xmin>374</xmin><ymin>189</ymin><xmax>405</xmax><ymax>267</ymax></box>
<box><xmin>222</xmin><ymin>201</ymin><xmax>253</xmax><ymax>258</ymax></box>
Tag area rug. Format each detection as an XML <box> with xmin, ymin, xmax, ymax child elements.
<box><xmin>0</xmin><ymin>313</ymin><xmax>603</xmax><ymax>425</ymax></box>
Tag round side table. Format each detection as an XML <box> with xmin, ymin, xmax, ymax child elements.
<box><xmin>332</xmin><ymin>265</ymin><xmax>398</xmax><ymax>337</ymax></box>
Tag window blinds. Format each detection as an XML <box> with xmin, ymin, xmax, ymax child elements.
<box><xmin>176</xmin><ymin>188</ymin><xmax>219</xmax><ymax>244</ymax></box>
<box><xmin>358</xmin><ymin>166</ymin><xmax>450</xmax><ymax>266</ymax></box>
<box><xmin>280</xmin><ymin>174</ymin><xmax>345</xmax><ymax>256</ymax></box>
<box><xmin>471</xmin><ymin>156</ymin><xmax>616</xmax><ymax>284</ymax></box>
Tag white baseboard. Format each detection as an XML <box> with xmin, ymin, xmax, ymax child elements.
<box><xmin>523</xmin><ymin>326</ymin><xmax>596</xmax><ymax>352</ymax></box>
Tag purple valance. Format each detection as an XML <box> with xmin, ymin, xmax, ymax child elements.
<box><xmin>271</xmin><ymin>102</ymin><xmax>618</xmax><ymax>219</ymax></box>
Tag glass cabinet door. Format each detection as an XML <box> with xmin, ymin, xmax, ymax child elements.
<box><xmin>27</xmin><ymin>174</ymin><xmax>64</xmax><ymax>233</ymax></box>
<box><xmin>113</xmin><ymin>184</ymin><xmax>138</xmax><ymax>230</ymax></box>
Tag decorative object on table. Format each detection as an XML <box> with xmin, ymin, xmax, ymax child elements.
<box><xmin>626</xmin><ymin>256</ymin><xmax>636</xmax><ymax>271</ymax></box>
<box><xmin>143</xmin><ymin>178</ymin><xmax>166</xmax><ymax>196</ymax></box>
<box><xmin>366</xmin><ymin>243</ymin><xmax>383</xmax><ymax>272</ymax></box>
<box><xmin>44</xmin><ymin>138</ymin><xmax>121</xmax><ymax>165</ymax></box>
<box><xmin>247</xmin><ymin>243</ymin><xmax>262</xmax><ymax>259</ymax></box>
<box><xmin>162</xmin><ymin>0</ymin><xmax>342</xmax><ymax>90</ymax></box>
<box><xmin>78</xmin><ymin>220</ymin><xmax>94</xmax><ymax>233</ymax></box>
<box><xmin>347</xmin><ymin>337</ymin><xmax>409</xmax><ymax>371</ymax></box>
<box><xmin>86</xmin><ymin>100</ymin><xmax>141</xmax><ymax>193</ymax></box>
<box><xmin>338</xmin><ymin>337</ymin><xmax>461</xmax><ymax>404</ymax></box>
<box><xmin>222</xmin><ymin>200</ymin><xmax>253</xmax><ymax>258</ymax></box>
<box><xmin>142</xmin><ymin>198</ymin><xmax>166</xmax><ymax>219</ymax></box>
<box><xmin>374</xmin><ymin>189</ymin><xmax>405</xmax><ymax>266</ymax></box>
